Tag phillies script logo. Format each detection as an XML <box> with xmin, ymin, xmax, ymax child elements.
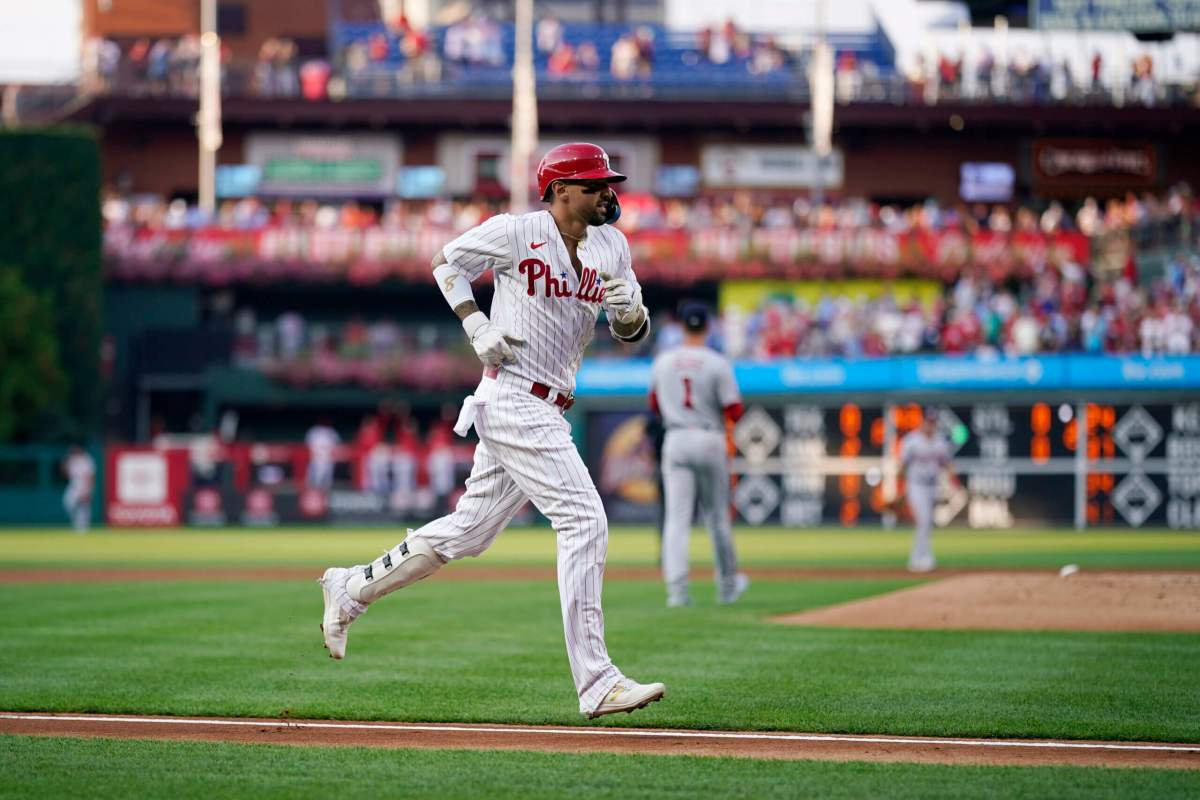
<box><xmin>519</xmin><ymin>258</ymin><xmax>605</xmax><ymax>303</ymax></box>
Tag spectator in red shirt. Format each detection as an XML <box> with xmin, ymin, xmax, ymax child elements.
<box><xmin>368</xmin><ymin>32</ymin><xmax>390</xmax><ymax>63</ymax></box>
<box><xmin>548</xmin><ymin>42</ymin><xmax>577</xmax><ymax>78</ymax></box>
<box><xmin>300</xmin><ymin>59</ymin><xmax>331</xmax><ymax>100</ymax></box>
<box><xmin>758</xmin><ymin>304</ymin><xmax>799</xmax><ymax>358</ymax></box>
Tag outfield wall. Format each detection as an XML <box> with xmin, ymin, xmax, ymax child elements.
<box><xmin>576</xmin><ymin>354</ymin><xmax>1200</xmax><ymax>397</ymax></box>
<box><xmin>576</xmin><ymin>354</ymin><xmax>1200</xmax><ymax>531</ymax></box>
<box><xmin>4</xmin><ymin>355</ymin><xmax>1198</xmax><ymax>530</ymax></box>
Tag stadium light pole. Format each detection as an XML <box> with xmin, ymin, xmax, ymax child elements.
<box><xmin>809</xmin><ymin>0</ymin><xmax>834</xmax><ymax>208</ymax></box>
<box><xmin>197</xmin><ymin>0</ymin><xmax>223</xmax><ymax>216</ymax></box>
<box><xmin>510</xmin><ymin>0</ymin><xmax>538</xmax><ymax>213</ymax></box>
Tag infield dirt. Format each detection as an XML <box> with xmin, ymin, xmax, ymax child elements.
<box><xmin>5</xmin><ymin>565</ymin><xmax>1198</xmax><ymax>584</ymax></box>
<box><xmin>774</xmin><ymin>572</ymin><xmax>1200</xmax><ymax>632</ymax></box>
<box><xmin>1</xmin><ymin>713</ymin><xmax>1198</xmax><ymax>770</ymax></box>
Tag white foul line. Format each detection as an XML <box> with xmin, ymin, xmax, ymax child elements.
<box><xmin>2</xmin><ymin>714</ymin><xmax>1198</xmax><ymax>754</ymax></box>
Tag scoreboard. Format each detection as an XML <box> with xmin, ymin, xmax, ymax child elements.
<box><xmin>727</xmin><ymin>400</ymin><xmax>1200</xmax><ymax>529</ymax></box>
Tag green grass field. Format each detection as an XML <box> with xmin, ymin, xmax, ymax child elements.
<box><xmin>2</xmin><ymin>526</ymin><xmax>1198</xmax><ymax>797</ymax></box>
<box><xmin>3</xmin><ymin>737</ymin><xmax>1198</xmax><ymax>800</ymax></box>
<box><xmin>3</xmin><ymin>525</ymin><xmax>1200</xmax><ymax>569</ymax></box>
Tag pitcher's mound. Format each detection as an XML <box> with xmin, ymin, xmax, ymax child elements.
<box><xmin>774</xmin><ymin>572</ymin><xmax>1200</xmax><ymax>632</ymax></box>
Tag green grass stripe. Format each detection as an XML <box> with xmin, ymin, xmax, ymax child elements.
<box><xmin>2</xmin><ymin>736</ymin><xmax>1198</xmax><ymax>799</ymax></box>
<box><xmin>2</xmin><ymin>578</ymin><xmax>1197</xmax><ymax>742</ymax></box>
<box><xmin>1</xmin><ymin>526</ymin><xmax>1199</xmax><ymax>569</ymax></box>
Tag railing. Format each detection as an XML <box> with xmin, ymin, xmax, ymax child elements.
<box><xmin>54</xmin><ymin>20</ymin><xmax>1197</xmax><ymax>107</ymax></box>
<box><xmin>104</xmin><ymin>223</ymin><xmax>1105</xmax><ymax>284</ymax></box>
<box><xmin>73</xmin><ymin>56</ymin><xmax>1200</xmax><ymax>106</ymax></box>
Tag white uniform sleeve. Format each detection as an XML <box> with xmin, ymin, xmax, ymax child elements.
<box><xmin>442</xmin><ymin>213</ymin><xmax>513</xmax><ymax>280</ymax></box>
<box><xmin>716</xmin><ymin>356</ymin><xmax>741</xmax><ymax>408</ymax></box>
<box><xmin>606</xmin><ymin>231</ymin><xmax>649</xmax><ymax>341</ymax></box>
<box><xmin>899</xmin><ymin>435</ymin><xmax>913</xmax><ymax>468</ymax></box>
<box><xmin>617</xmin><ymin>234</ymin><xmax>642</xmax><ymax>298</ymax></box>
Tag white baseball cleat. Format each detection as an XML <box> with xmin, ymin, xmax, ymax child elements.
<box><xmin>907</xmin><ymin>556</ymin><xmax>937</xmax><ymax>574</ymax></box>
<box><xmin>718</xmin><ymin>573</ymin><xmax>750</xmax><ymax>604</ymax></box>
<box><xmin>587</xmin><ymin>680</ymin><xmax>666</xmax><ymax>719</ymax></box>
<box><xmin>318</xmin><ymin>567</ymin><xmax>361</xmax><ymax>659</ymax></box>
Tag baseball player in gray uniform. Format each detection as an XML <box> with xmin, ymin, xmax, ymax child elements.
<box><xmin>318</xmin><ymin>143</ymin><xmax>665</xmax><ymax>719</ymax></box>
<box><xmin>898</xmin><ymin>407</ymin><xmax>958</xmax><ymax>572</ymax></box>
<box><xmin>649</xmin><ymin>302</ymin><xmax>748</xmax><ymax>607</ymax></box>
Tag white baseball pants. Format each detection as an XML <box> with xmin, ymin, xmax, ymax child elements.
<box><xmin>409</xmin><ymin>371</ymin><xmax>622</xmax><ymax>715</ymax></box>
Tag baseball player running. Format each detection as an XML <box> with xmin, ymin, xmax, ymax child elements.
<box><xmin>319</xmin><ymin>143</ymin><xmax>665</xmax><ymax>719</ymax></box>
<box><xmin>649</xmin><ymin>302</ymin><xmax>748</xmax><ymax>607</ymax></box>
<box><xmin>898</xmin><ymin>407</ymin><xmax>958</xmax><ymax>572</ymax></box>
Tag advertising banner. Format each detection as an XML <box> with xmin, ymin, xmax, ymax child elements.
<box><xmin>1031</xmin><ymin>139</ymin><xmax>1158</xmax><ymax>192</ymax></box>
<box><xmin>105</xmin><ymin>447</ymin><xmax>190</xmax><ymax>527</ymax></box>
<box><xmin>718</xmin><ymin>278</ymin><xmax>943</xmax><ymax>316</ymax></box>
<box><xmin>245</xmin><ymin>133</ymin><xmax>402</xmax><ymax>197</ymax></box>
<box><xmin>586</xmin><ymin>411</ymin><xmax>661</xmax><ymax>524</ymax></box>
<box><xmin>1031</xmin><ymin>0</ymin><xmax>1200</xmax><ymax>32</ymax></box>
<box><xmin>700</xmin><ymin>145</ymin><xmax>845</xmax><ymax>189</ymax></box>
<box><xmin>105</xmin><ymin>225</ymin><xmax>1092</xmax><ymax>285</ymax></box>
<box><xmin>575</xmin><ymin>355</ymin><xmax>1200</xmax><ymax>397</ymax></box>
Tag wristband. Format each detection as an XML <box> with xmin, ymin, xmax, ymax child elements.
<box><xmin>612</xmin><ymin>310</ymin><xmax>650</xmax><ymax>342</ymax></box>
<box><xmin>462</xmin><ymin>311</ymin><xmax>489</xmax><ymax>341</ymax></box>
<box><xmin>434</xmin><ymin>263</ymin><xmax>477</xmax><ymax>310</ymax></box>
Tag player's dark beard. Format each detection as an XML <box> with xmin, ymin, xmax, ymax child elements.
<box><xmin>573</xmin><ymin>202</ymin><xmax>605</xmax><ymax>227</ymax></box>
<box><xmin>589</xmin><ymin>199</ymin><xmax>611</xmax><ymax>225</ymax></box>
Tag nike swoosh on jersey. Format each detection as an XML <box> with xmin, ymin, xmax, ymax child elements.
<box><xmin>530</xmin><ymin>241</ymin><xmax>547</xmax><ymax>249</ymax></box>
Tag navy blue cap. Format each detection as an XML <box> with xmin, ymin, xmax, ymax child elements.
<box><xmin>679</xmin><ymin>301</ymin><xmax>709</xmax><ymax>331</ymax></box>
<box><xmin>923</xmin><ymin>406</ymin><xmax>940</xmax><ymax>422</ymax></box>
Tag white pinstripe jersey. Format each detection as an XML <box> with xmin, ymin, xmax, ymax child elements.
<box><xmin>650</xmin><ymin>346</ymin><xmax>741</xmax><ymax>431</ymax></box>
<box><xmin>443</xmin><ymin>209</ymin><xmax>638</xmax><ymax>393</ymax></box>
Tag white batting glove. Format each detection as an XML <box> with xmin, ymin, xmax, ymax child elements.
<box><xmin>463</xmin><ymin>312</ymin><xmax>524</xmax><ymax>367</ymax></box>
<box><xmin>599</xmin><ymin>272</ymin><xmax>644</xmax><ymax>325</ymax></box>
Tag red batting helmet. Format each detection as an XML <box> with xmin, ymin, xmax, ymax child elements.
<box><xmin>536</xmin><ymin>142</ymin><xmax>626</xmax><ymax>201</ymax></box>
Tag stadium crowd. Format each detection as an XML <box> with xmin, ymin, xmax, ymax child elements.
<box><xmin>103</xmin><ymin>184</ymin><xmax>1198</xmax><ymax>388</ymax></box>
<box><xmin>104</xmin><ymin>184</ymin><xmax>1194</xmax><ymax>242</ymax></box>
<box><xmin>78</xmin><ymin>15</ymin><xmax>799</xmax><ymax>100</ymax></box>
<box><xmin>849</xmin><ymin>47</ymin><xmax>1199</xmax><ymax>107</ymax></box>
<box><xmin>229</xmin><ymin>309</ymin><xmax>479</xmax><ymax>391</ymax></box>
<box><xmin>75</xmin><ymin>17</ymin><xmax>1199</xmax><ymax>105</ymax></box>
<box><xmin>676</xmin><ymin>250</ymin><xmax>1200</xmax><ymax>361</ymax></box>
<box><xmin>217</xmin><ymin>242</ymin><xmax>1200</xmax><ymax>396</ymax></box>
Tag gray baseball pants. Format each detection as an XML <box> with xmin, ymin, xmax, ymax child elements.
<box><xmin>906</xmin><ymin>481</ymin><xmax>936</xmax><ymax>567</ymax></box>
<box><xmin>661</xmin><ymin>429</ymin><xmax>739</xmax><ymax>602</ymax></box>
